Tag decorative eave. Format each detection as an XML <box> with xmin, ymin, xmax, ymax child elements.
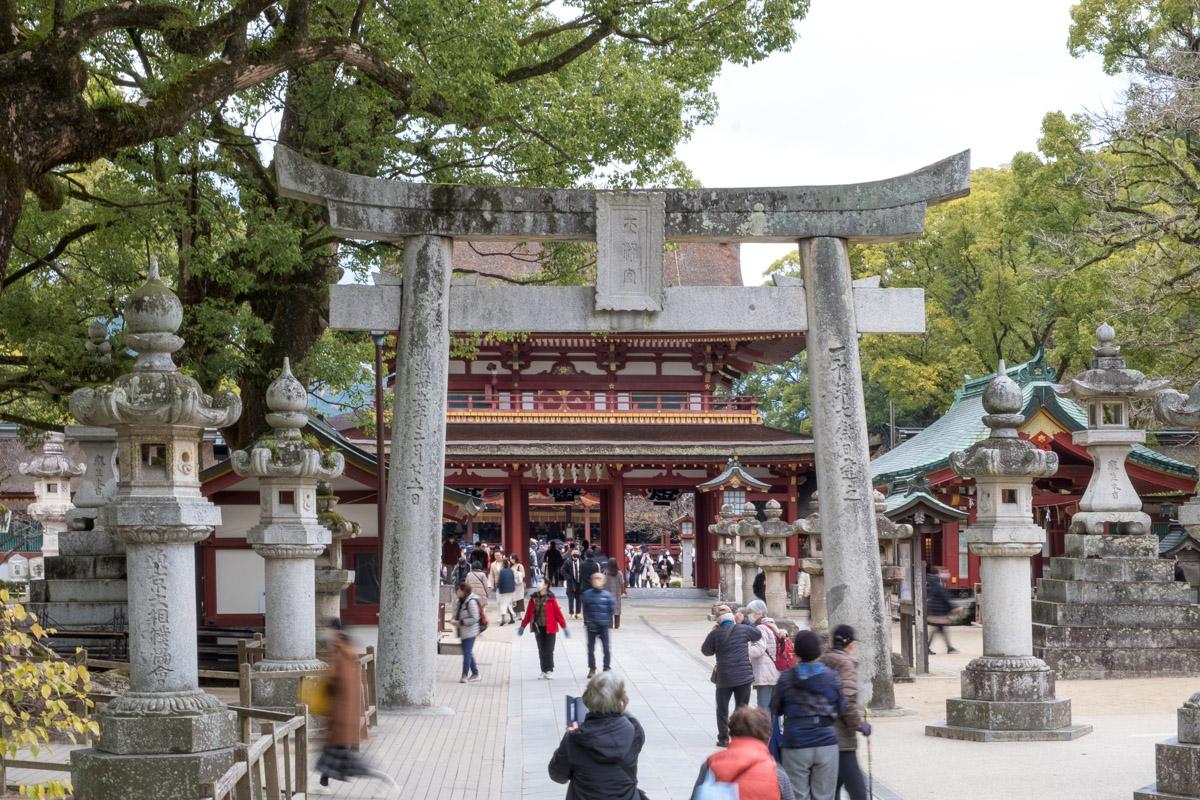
<box><xmin>696</xmin><ymin>456</ymin><xmax>772</xmax><ymax>493</ymax></box>
<box><xmin>883</xmin><ymin>489</ymin><xmax>968</xmax><ymax>522</ymax></box>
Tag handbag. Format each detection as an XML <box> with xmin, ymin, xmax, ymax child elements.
<box><xmin>709</xmin><ymin>624</ymin><xmax>735</xmax><ymax>684</ymax></box>
<box><xmin>693</xmin><ymin>765</ymin><xmax>748</xmax><ymax>800</ymax></box>
<box><xmin>298</xmin><ymin>675</ymin><xmax>332</xmax><ymax>717</ymax></box>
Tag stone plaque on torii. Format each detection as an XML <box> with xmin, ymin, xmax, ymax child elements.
<box><xmin>274</xmin><ymin>146</ymin><xmax>970</xmax><ymax>709</ymax></box>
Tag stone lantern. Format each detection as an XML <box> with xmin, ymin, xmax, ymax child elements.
<box><xmin>927</xmin><ymin>363</ymin><xmax>1089</xmax><ymax>742</ymax></box>
<box><xmin>873</xmin><ymin>491</ymin><xmax>913</xmax><ymax>621</ymax></box>
<box><xmin>797</xmin><ymin>499</ymin><xmax>827</xmax><ymax>635</ymax></box>
<box><xmin>19</xmin><ymin>431</ymin><xmax>86</xmax><ymax>556</ymax></box>
<box><xmin>757</xmin><ymin>499</ymin><xmax>798</xmax><ymax>621</ymax></box>
<box><xmin>1133</xmin><ymin>378</ymin><xmax>1200</xmax><ymax>798</ymax></box>
<box><xmin>709</xmin><ymin>504</ymin><xmax>758</xmax><ymax>611</ymax></box>
<box><xmin>69</xmin><ymin>260</ymin><xmax>242</xmax><ymax>799</ymax></box>
<box><xmin>315</xmin><ymin>480</ymin><xmax>359</xmax><ymax>629</ymax></box>
<box><xmin>1057</xmin><ymin>323</ymin><xmax>1165</xmax><ymax>541</ymax></box>
<box><xmin>232</xmin><ymin>359</ymin><xmax>342</xmax><ymax>708</ymax></box>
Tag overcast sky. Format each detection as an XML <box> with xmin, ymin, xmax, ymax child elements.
<box><xmin>677</xmin><ymin>0</ymin><xmax>1127</xmax><ymax>285</ymax></box>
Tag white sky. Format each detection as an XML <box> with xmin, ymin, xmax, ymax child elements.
<box><xmin>676</xmin><ymin>0</ymin><xmax>1127</xmax><ymax>285</ymax></box>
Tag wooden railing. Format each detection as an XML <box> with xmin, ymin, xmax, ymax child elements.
<box><xmin>199</xmin><ymin>705</ymin><xmax>308</xmax><ymax>800</ymax></box>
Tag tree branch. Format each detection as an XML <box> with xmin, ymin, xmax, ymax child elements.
<box><xmin>1</xmin><ymin>222</ymin><xmax>100</xmax><ymax>290</ymax></box>
<box><xmin>501</xmin><ymin>20</ymin><xmax>613</xmax><ymax>83</ymax></box>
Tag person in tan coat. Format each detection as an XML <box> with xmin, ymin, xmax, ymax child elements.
<box><xmin>819</xmin><ymin>624</ymin><xmax>871</xmax><ymax>800</ymax></box>
<box><xmin>317</xmin><ymin>620</ymin><xmax>367</xmax><ymax>787</ymax></box>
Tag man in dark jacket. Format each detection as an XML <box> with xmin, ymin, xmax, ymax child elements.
<box><xmin>549</xmin><ymin>672</ymin><xmax>644</xmax><ymax>800</ymax></box>
<box><xmin>581</xmin><ymin>549</ymin><xmax>602</xmax><ymax>586</ymax></box>
<box><xmin>701</xmin><ymin>607</ymin><xmax>762</xmax><ymax>747</ymax></box>
<box><xmin>582</xmin><ymin>572</ymin><xmax>616</xmax><ymax>677</ymax></box>
<box><xmin>564</xmin><ymin>549</ymin><xmax>584</xmax><ymax>618</ymax></box>
<box><xmin>771</xmin><ymin>630</ymin><xmax>845</xmax><ymax>800</ymax></box>
<box><xmin>925</xmin><ymin>565</ymin><xmax>958</xmax><ymax>654</ymax></box>
<box><xmin>546</xmin><ymin>541</ymin><xmax>564</xmax><ymax>587</ymax></box>
<box><xmin>630</xmin><ymin>550</ymin><xmax>642</xmax><ymax>588</ymax></box>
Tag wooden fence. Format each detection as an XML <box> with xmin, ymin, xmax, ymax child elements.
<box><xmin>199</xmin><ymin>705</ymin><xmax>308</xmax><ymax>800</ymax></box>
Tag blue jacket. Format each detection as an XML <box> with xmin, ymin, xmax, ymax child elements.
<box><xmin>581</xmin><ymin>587</ymin><xmax>615</xmax><ymax>629</ymax></box>
<box><xmin>497</xmin><ymin>567</ymin><xmax>516</xmax><ymax>594</ymax></box>
<box><xmin>770</xmin><ymin>662</ymin><xmax>845</xmax><ymax>749</ymax></box>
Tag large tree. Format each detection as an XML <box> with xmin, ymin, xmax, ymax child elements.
<box><xmin>1</xmin><ymin>0</ymin><xmax>810</xmax><ymax>441</ymax></box>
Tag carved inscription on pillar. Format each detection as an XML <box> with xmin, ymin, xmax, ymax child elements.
<box><xmin>821</xmin><ymin>346</ymin><xmax>866</xmax><ymax>502</ymax></box>
<box><xmin>595</xmin><ymin>191</ymin><xmax>665</xmax><ymax>312</ymax></box>
<box><xmin>146</xmin><ymin>547</ymin><xmax>173</xmax><ymax>680</ymax></box>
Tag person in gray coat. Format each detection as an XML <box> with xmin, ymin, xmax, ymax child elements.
<box><xmin>453</xmin><ymin>581</ymin><xmax>483</xmax><ymax>683</ymax></box>
<box><xmin>701</xmin><ymin>606</ymin><xmax>762</xmax><ymax>747</ymax></box>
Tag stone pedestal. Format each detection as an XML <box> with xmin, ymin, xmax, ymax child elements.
<box><xmin>801</xmin><ymin>558</ymin><xmax>827</xmax><ymax>635</ymax></box>
<box><xmin>315</xmin><ymin>482</ymin><xmax>358</xmax><ymax>627</ymax></box>
<box><xmin>28</xmin><ymin>425</ymin><xmax>126</xmax><ymax>632</ymax></box>
<box><xmin>927</xmin><ymin>363</ymin><xmax>1089</xmax><ymax>742</ymax></box>
<box><xmin>800</xmin><ymin>236</ymin><xmax>893</xmax><ymax>707</ymax></box>
<box><xmin>233</xmin><ymin>359</ymin><xmax>339</xmax><ymax>709</ymax></box>
<box><xmin>378</xmin><ymin>235</ymin><xmax>453</xmax><ymax>708</ymax></box>
<box><xmin>680</xmin><ymin>534</ymin><xmax>695</xmax><ymax>586</ymax></box>
<box><xmin>1035</xmin><ymin>325</ymin><xmax>1191</xmax><ymax>679</ymax></box>
<box><xmin>68</xmin><ymin>261</ymin><xmax>241</xmax><ymax>799</ymax></box>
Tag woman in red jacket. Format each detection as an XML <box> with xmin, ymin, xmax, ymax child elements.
<box><xmin>693</xmin><ymin>706</ymin><xmax>795</xmax><ymax>800</ymax></box>
<box><xmin>519</xmin><ymin>578</ymin><xmax>569</xmax><ymax>678</ymax></box>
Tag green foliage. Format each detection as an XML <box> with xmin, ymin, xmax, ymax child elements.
<box><xmin>1</xmin><ymin>588</ymin><xmax>99</xmax><ymax>799</ymax></box>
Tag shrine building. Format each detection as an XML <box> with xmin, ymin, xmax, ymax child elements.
<box><xmin>872</xmin><ymin>353</ymin><xmax>1198</xmax><ymax>593</ymax></box>
<box><xmin>199</xmin><ymin>243</ymin><xmax>815</xmax><ymax>625</ymax></box>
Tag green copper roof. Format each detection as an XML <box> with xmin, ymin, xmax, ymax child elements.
<box><xmin>871</xmin><ymin>352</ymin><xmax>1197</xmax><ymax>488</ymax></box>
<box><xmin>883</xmin><ymin>489</ymin><xmax>968</xmax><ymax>521</ymax></box>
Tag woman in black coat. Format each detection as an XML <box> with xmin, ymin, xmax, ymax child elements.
<box><xmin>925</xmin><ymin>565</ymin><xmax>958</xmax><ymax>654</ymax></box>
<box><xmin>549</xmin><ymin>672</ymin><xmax>644</xmax><ymax>800</ymax></box>
<box><xmin>701</xmin><ymin>607</ymin><xmax>762</xmax><ymax>747</ymax></box>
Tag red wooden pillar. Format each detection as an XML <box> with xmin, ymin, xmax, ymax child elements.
<box><xmin>597</xmin><ymin>496</ymin><xmax>608</xmax><ymax>550</ymax></box>
<box><xmin>786</xmin><ymin>473</ymin><xmax>801</xmax><ymax>586</ymax></box>
<box><xmin>505</xmin><ymin>470</ymin><xmax>527</xmax><ymax>560</ymax></box>
<box><xmin>606</xmin><ymin>473</ymin><xmax>626</xmax><ymax>559</ymax></box>
<box><xmin>942</xmin><ymin>521</ymin><xmax>960</xmax><ymax>586</ymax></box>
<box><xmin>694</xmin><ymin>490</ymin><xmax>714</xmax><ymax>590</ymax></box>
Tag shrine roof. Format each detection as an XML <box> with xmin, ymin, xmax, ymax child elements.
<box><xmin>444</xmin><ymin>421</ymin><xmax>811</xmax><ymax>460</ymax></box>
<box><xmin>451</xmin><ymin>241</ymin><xmax>741</xmax><ymax>287</ymax></box>
<box><xmin>870</xmin><ymin>352</ymin><xmax>1197</xmax><ymax>488</ymax></box>
<box><xmin>882</xmin><ymin>489</ymin><xmax>967</xmax><ymax>521</ymax></box>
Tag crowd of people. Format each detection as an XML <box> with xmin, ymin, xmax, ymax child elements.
<box><xmin>440</xmin><ymin>534</ymin><xmax>897</xmax><ymax>800</ymax></box>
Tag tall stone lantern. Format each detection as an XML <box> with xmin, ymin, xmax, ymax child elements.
<box><xmin>1058</xmin><ymin>323</ymin><xmax>1165</xmax><ymax>542</ymax></box>
<box><xmin>757</xmin><ymin>499</ymin><xmax>798</xmax><ymax>621</ymax></box>
<box><xmin>19</xmin><ymin>431</ymin><xmax>86</xmax><ymax>556</ymax></box>
<box><xmin>927</xmin><ymin>363</ymin><xmax>1090</xmax><ymax>742</ymax></box>
<box><xmin>1134</xmin><ymin>379</ymin><xmax>1200</xmax><ymax>799</ymax></box>
<box><xmin>797</xmin><ymin>498</ymin><xmax>827</xmax><ymax>635</ymax></box>
<box><xmin>315</xmin><ymin>480</ymin><xmax>359</xmax><ymax>629</ymax></box>
<box><xmin>709</xmin><ymin>504</ymin><xmax>760</xmax><ymax>610</ymax></box>
<box><xmin>232</xmin><ymin>359</ymin><xmax>341</xmax><ymax>708</ymax></box>
<box><xmin>69</xmin><ymin>261</ymin><xmax>242</xmax><ymax>799</ymax></box>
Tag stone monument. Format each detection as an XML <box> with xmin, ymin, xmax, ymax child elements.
<box><xmin>315</xmin><ymin>480</ymin><xmax>359</xmax><ymax>628</ymax></box>
<box><xmin>679</xmin><ymin>525</ymin><xmax>695</xmax><ymax>587</ymax></box>
<box><xmin>1033</xmin><ymin>324</ymin><xmax>1198</xmax><ymax>678</ymax></box>
<box><xmin>869</xmin><ymin>490</ymin><xmax>912</xmax><ymax>710</ymax></box>
<box><xmin>232</xmin><ymin>359</ymin><xmax>341</xmax><ymax>708</ymax></box>
<box><xmin>275</xmin><ymin>146</ymin><xmax>971</xmax><ymax>707</ymax></box>
<box><xmin>709</xmin><ymin>504</ymin><xmax>745</xmax><ymax>610</ymax></box>
<box><xmin>69</xmin><ymin>261</ymin><xmax>242</xmax><ymax>799</ymax></box>
<box><xmin>19</xmin><ymin>431</ymin><xmax>85</xmax><ymax>556</ymax></box>
<box><xmin>1133</xmin><ymin>375</ymin><xmax>1200</xmax><ymax>798</ymax></box>
<box><xmin>928</xmin><ymin>364</ymin><xmax>1090</xmax><ymax>741</ymax></box>
<box><xmin>757</xmin><ymin>499</ymin><xmax>798</xmax><ymax>622</ymax></box>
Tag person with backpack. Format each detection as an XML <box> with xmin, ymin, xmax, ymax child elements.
<box><xmin>770</xmin><ymin>630</ymin><xmax>845</xmax><ymax>800</ymax></box>
<box><xmin>701</xmin><ymin>606</ymin><xmax>762</xmax><ymax>747</ymax></box>
<box><xmin>452</xmin><ymin>581</ymin><xmax>484</xmax><ymax>683</ymax></box>
<box><xmin>745</xmin><ymin>600</ymin><xmax>782</xmax><ymax>709</ymax></box>
<box><xmin>819</xmin><ymin>624</ymin><xmax>871</xmax><ymax>800</ymax></box>
<box><xmin>519</xmin><ymin>578</ymin><xmax>569</xmax><ymax>678</ymax></box>
<box><xmin>582</xmin><ymin>571</ymin><xmax>617</xmax><ymax>678</ymax></box>
<box><xmin>691</xmin><ymin>706</ymin><xmax>795</xmax><ymax>800</ymax></box>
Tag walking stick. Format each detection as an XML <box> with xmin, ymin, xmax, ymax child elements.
<box><xmin>867</xmin><ymin>734</ymin><xmax>873</xmax><ymax>799</ymax></box>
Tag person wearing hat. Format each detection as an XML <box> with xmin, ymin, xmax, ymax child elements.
<box><xmin>702</xmin><ymin>606</ymin><xmax>762</xmax><ymax>748</ymax></box>
<box><xmin>770</xmin><ymin>630</ymin><xmax>845</xmax><ymax>800</ymax></box>
<box><xmin>519</xmin><ymin>578</ymin><xmax>569</xmax><ymax>678</ymax></box>
<box><xmin>820</xmin><ymin>624</ymin><xmax>871</xmax><ymax>800</ymax></box>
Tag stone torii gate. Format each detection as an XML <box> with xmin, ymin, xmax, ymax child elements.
<box><xmin>275</xmin><ymin>146</ymin><xmax>970</xmax><ymax>709</ymax></box>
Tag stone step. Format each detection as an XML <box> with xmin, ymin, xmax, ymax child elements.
<box><xmin>1047</xmin><ymin>557</ymin><xmax>1173</xmax><ymax>583</ymax></box>
<box><xmin>1034</xmin><ymin>645</ymin><xmax>1200</xmax><ymax>679</ymax></box>
<box><xmin>1032</xmin><ymin>600</ymin><xmax>1200</xmax><ymax>628</ymax></box>
<box><xmin>944</xmin><ymin>696</ymin><xmax>1072</xmax><ymax>731</ymax></box>
<box><xmin>44</xmin><ymin>554</ymin><xmax>126</xmax><ymax>580</ymax></box>
<box><xmin>1034</xmin><ymin>624</ymin><xmax>1200</xmax><ymax>650</ymax></box>
<box><xmin>1064</xmin><ymin>532</ymin><xmax>1158</xmax><ymax>559</ymax></box>
<box><xmin>29</xmin><ymin>578</ymin><xmax>127</xmax><ymax>603</ymax></box>
<box><xmin>1036</xmin><ymin>578</ymin><xmax>1191</xmax><ymax>605</ymax></box>
<box><xmin>1151</xmin><ymin>737</ymin><xmax>1200</xmax><ymax>797</ymax></box>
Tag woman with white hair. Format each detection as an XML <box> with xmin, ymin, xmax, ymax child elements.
<box><xmin>548</xmin><ymin>672</ymin><xmax>645</xmax><ymax>800</ymax></box>
<box><xmin>745</xmin><ymin>599</ymin><xmax>781</xmax><ymax>709</ymax></box>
